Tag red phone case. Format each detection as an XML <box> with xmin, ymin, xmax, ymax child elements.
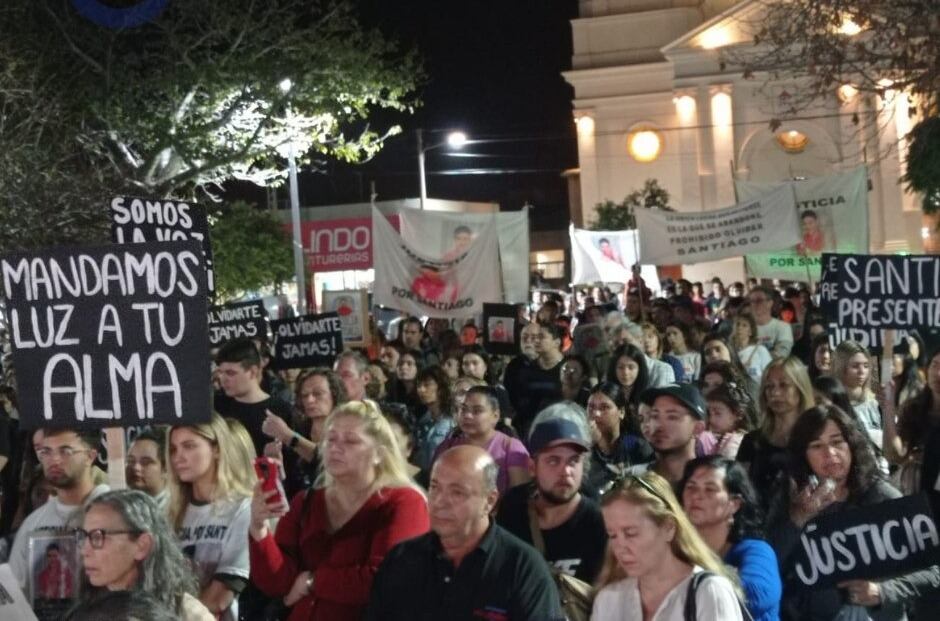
<box><xmin>254</xmin><ymin>456</ymin><xmax>285</xmax><ymax>506</ymax></box>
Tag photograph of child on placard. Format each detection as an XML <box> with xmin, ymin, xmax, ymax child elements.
<box><xmin>29</xmin><ymin>534</ymin><xmax>79</xmax><ymax>620</ymax></box>
<box><xmin>322</xmin><ymin>289</ymin><xmax>369</xmax><ymax>347</ymax></box>
<box><xmin>796</xmin><ymin>209</ymin><xmax>836</xmax><ymax>256</ymax></box>
<box><xmin>488</xmin><ymin>318</ymin><xmax>514</xmax><ymax>344</ymax></box>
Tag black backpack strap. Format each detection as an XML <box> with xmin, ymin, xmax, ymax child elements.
<box><xmin>684</xmin><ymin>571</ymin><xmax>713</xmax><ymax>621</ymax></box>
<box><xmin>684</xmin><ymin>570</ymin><xmax>754</xmax><ymax>621</ymax></box>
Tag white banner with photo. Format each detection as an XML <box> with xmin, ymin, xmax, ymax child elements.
<box><xmin>569</xmin><ymin>225</ymin><xmax>660</xmax><ymax>290</ymax></box>
<box><xmin>372</xmin><ymin>206</ymin><xmax>503</xmax><ymax>318</ymax></box>
<box><xmin>735</xmin><ymin>166</ymin><xmax>870</xmax><ymax>280</ymax></box>
<box><xmin>398</xmin><ymin>208</ymin><xmax>529</xmax><ymax>303</ymax></box>
<box><xmin>634</xmin><ymin>184</ymin><xmax>800</xmax><ymax>265</ymax></box>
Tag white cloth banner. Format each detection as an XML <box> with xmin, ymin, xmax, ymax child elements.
<box><xmin>568</xmin><ymin>225</ymin><xmax>660</xmax><ymax>290</ymax></box>
<box><xmin>735</xmin><ymin>166</ymin><xmax>870</xmax><ymax>280</ymax></box>
<box><xmin>398</xmin><ymin>208</ymin><xmax>529</xmax><ymax>304</ymax></box>
<box><xmin>634</xmin><ymin>185</ymin><xmax>800</xmax><ymax>265</ymax></box>
<box><xmin>372</xmin><ymin>206</ymin><xmax>503</xmax><ymax>318</ymax></box>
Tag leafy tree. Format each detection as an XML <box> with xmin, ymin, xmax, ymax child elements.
<box><xmin>0</xmin><ymin>0</ymin><xmax>421</xmax><ymax>248</ymax></box>
<box><xmin>209</xmin><ymin>202</ymin><xmax>294</xmax><ymax>302</ymax></box>
<box><xmin>591</xmin><ymin>179</ymin><xmax>673</xmax><ymax>230</ymax></box>
<box><xmin>735</xmin><ymin>1</ymin><xmax>938</xmax><ymax>118</ymax></box>
<box><xmin>727</xmin><ymin>1</ymin><xmax>939</xmax><ymax>212</ymax></box>
<box><xmin>903</xmin><ymin>117</ymin><xmax>940</xmax><ymax>214</ymax></box>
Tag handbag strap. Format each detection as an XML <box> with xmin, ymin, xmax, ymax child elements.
<box><xmin>526</xmin><ymin>497</ymin><xmax>547</xmax><ymax>556</ymax></box>
<box><xmin>684</xmin><ymin>570</ymin><xmax>754</xmax><ymax>621</ymax></box>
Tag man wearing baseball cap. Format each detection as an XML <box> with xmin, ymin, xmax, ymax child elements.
<box><xmin>496</xmin><ymin>415</ymin><xmax>607</xmax><ymax>583</ymax></box>
<box><xmin>628</xmin><ymin>384</ymin><xmax>707</xmax><ymax>488</ymax></box>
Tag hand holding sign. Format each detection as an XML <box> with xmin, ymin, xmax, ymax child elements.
<box><xmin>837</xmin><ymin>580</ymin><xmax>881</xmax><ymax>607</ymax></box>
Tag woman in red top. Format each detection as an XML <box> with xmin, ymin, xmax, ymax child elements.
<box><xmin>248</xmin><ymin>400</ymin><xmax>430</xmax><ymax>621</ymax></box>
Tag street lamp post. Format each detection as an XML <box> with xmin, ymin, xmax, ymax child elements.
<box><xmin>416</xmin><ymin>129</ymin><xmax>468</xmax><ymax>210</ymax></box>
<box><xmin>280</xmin><ymin>78</ymin><xmax>306</xmax><ymax>315</ymax></box>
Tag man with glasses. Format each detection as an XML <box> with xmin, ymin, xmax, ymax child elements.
<box><xmin>747</xmin><ymin>285</ymin><xmax>793</xmax><ymax>358</ymax></box>
<box><xmin>496</xmin><ymin>417</ymin><xmax>607</xmax><ymax>584</ymax></box>
<box><xmin>9</xmin><ymin>428</ymin><xmax>109</xmax><ymax>589</ymax></box>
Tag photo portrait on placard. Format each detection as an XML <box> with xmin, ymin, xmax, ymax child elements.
<box><xmin>482</xmin><ymin>303</ymin><xmax>520</xmax><ymax>356</ymax></box>
<box><xmin>595</xmin><ymin>236</ymin><xmax>626</xmax><ymax>268</ymax></box>
<box><xmin>322</xmin><ymin>289</ymin><xmax>369</xmax><ymax>347</ymax></box>
<box><xmin>796</xmin><ymin>208</ymin><xmax>836</xmax><ymax>256</ymax></box>
<box><xmin>29</xmin><ymin>533</ymin><xmax>79</xmax><ymax>620</ymax></box>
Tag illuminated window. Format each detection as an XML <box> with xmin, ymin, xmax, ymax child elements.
<box><xmin>776</xmin><ymin>130</ymin><xmax>809</xmax><ymax>153</ymax></box>
<box><xmin>627</xmin><ymin>130</ymin><xmax>662</xmax><ymax>163</ymax></box>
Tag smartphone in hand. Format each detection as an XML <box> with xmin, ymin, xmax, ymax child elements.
<box><xmin>254</xmin><ymin>456</ymin><xmax>287</xmax><ymax>507</ymax></box>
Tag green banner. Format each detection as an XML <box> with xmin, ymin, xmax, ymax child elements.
<box><xmin>736</xmin><ymin>167</ymin><xmax>869</xmax><ymax>282</ymax></box>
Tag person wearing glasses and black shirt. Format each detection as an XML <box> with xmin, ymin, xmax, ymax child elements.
<box><xmin>9</xmin><ymin>428</ymin><xmax>109</xmax><ymax>590</ymax></box>
<box><xmin>76</xmin><ymin>489</ymin><xmax>213</xmax><ymax>620</ymax></box>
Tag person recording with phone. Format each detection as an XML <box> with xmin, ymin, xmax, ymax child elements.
<box><xmin>248</xmin><ymin>400</ymin><xmax>429</xmax><ymax>621</ymax></box>
<box><xmin>765</xmin><ymin>404</ymin><xmax>939</xmax><ymax>621</ymax></box>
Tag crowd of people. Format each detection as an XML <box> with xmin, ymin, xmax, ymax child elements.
<box><xmin>0</xmin><ymin>274</ymin><xmax>939</xmax><ymax>620</ymax></box>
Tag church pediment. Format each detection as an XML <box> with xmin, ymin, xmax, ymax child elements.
<box><xmin>660</xmin><ymin>0</ymin><xmax>761</xmax><ymax>58</ymax></box>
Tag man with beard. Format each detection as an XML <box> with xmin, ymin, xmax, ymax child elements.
<box><xmin>496</xmin><ymin>417</ymin><xmax>606</xmax><ymax>583</ymax></box>
<box><xmin>9</xmin><ymin>428</ymin><xmax>109</xmax><ymax>589</ymax></box>
<box><xmin>628</xmin><ymin>384</ymin><xmax>707</xmax><ymax>488</ymax></box>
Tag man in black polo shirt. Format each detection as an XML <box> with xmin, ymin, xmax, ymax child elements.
<box><xmin>496</xmin><ymin>417</ymin><xmax>607</xmax><ymax>584</ymax></box>
<box><xmin>367</xmin><ymin>445</ymin><xmax>562</xmax><ymax>621</ymax></box>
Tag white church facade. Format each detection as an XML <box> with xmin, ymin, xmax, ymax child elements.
<box><xmin>563</xmin><ymin>0</ymin><xmax>927</xmax><ymax>284</ymax></box>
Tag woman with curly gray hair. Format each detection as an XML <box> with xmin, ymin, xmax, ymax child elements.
<box><xmin>75</xmin><ymin>489</ymin><xmax>213</xmax><ymax>620</ymax></box>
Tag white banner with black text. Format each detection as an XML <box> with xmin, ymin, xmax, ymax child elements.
<box><xmin>634</xmin><ymin>185</ymin><xmax>800</xmax><ymax>265</ymax></box>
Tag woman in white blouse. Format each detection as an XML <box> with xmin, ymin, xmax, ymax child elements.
<box><xmin>593</xmin><ymin>471</ymin><xmax>743</xmax><ymax>621</ymax></box>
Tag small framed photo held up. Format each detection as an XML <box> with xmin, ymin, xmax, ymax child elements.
<box><xmin>482</xmin><ymin>303</ymin><xmax>520</xmax><ymax>356</ymax></box>
<box><xmin>28</xmin><ymin>533</ymin><xmax>79</xmax><ymax>621</ymax></box>
<box><xmin>322</xmin><ymin>289</ymin><xmax>371</xmax><ymax>348</ymax></box>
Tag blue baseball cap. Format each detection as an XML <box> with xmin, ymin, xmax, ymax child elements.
<box><xmin>528</xmin><ymin>418</ymin><xmax>591</xmax><ymax>454</ymax></box>
<box><xmin>640</xmin><ymin>384</ymin><xmax>707</xmax><ymax>420</ymax></box>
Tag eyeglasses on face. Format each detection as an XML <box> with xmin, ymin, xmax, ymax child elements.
<box><xmin>74</xmin><ymin>528</ymin><xmax>142</xmax><ymax>549</ymax></box>
<box><xmin>36</xmin><ymin>446</ymin><xmax>90</xmax><ymax>461</ymax></box>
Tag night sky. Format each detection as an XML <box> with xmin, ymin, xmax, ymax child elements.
<box><xmin>229</xmin><ymin>0</ymin><xmax>579</xmax><ymax>231</ymax></box>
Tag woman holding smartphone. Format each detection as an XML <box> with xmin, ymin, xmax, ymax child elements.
<box><xmin>248</xmin><ymin>400</ymin><xmax>429</xmax><ymax>621</ymax></box>
<box><xmin>765</xmin><ymin>405</ymin><xmax>938</xmax><ymax>621</ymax></box>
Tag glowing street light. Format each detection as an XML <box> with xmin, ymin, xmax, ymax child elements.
<box><xmin>417</xmin><ymin>129</ymin><xmax>469</xmax><ymax>209</ymax></box>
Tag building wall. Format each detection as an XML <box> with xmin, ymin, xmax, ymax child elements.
<box><xmin>564</xmin><ymin>0</ymin><xmax>923</xmax><ymax>285</ymax></box>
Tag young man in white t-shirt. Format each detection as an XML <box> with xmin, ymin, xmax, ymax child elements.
<box><xmin>748</xmin><ymin>285</ymin><xmax>794</xmax><ymax>359</ymax></box>
<box><xmin>9</xmin><ymin>428</ymin><xmax>109</xmax><ymax>590</ymax></box>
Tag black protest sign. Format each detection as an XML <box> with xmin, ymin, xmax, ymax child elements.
<box><xmin>789</xmin><ymin>494</ymin><xmax>940</xmax><ymax>590</ymax></box>
<box><xmin>110</xmin><ymin>196</ymin><xmax>215</xmax><ymax>292</ymax></box>
<box><xmin>1</xmin><ymin>241</ymin><xmax>211</xmax><ymax>430</ymax></box>
<box><xmin>270</xmin><ymin>312</ymin><xmax>344</xmax><ymax>369</ymax></box>
<box><xmin>820</xmin><ymin>253</ymin><xmax>940</xmax><ymax>331</ymax></box>
<box><xmin>208</xmin><ymin>300</ymin><xmax>268</xmax><ymax>346</ymax></box>
<box><xmin>483</xmin><ymin>303</ymin><xmax>520</xmax><ymax>356</ymax></box>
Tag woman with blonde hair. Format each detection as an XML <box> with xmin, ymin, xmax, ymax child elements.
<box><xmin>248</xmin><ymin>400</ymin><xmax>429</xmax><ymax>621</ymax></box>
<box><xmin>593</xmin><ymin>471</ymin><xmax>743</xmax><ymax>620</ymax></box>
<box><xmin>736</xmin><ymin>357</ymin><xmax>815</xmax><ymax>511</ymax></box>
<box><xmin>167</xmin><ymin>414</ymin><xmax>256</xmax><ymax>621</ymax></box>
<box><xmin>831</xmin><ymin>340</ymin><xmax>883</xmax><ymax>451</ymax></box>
